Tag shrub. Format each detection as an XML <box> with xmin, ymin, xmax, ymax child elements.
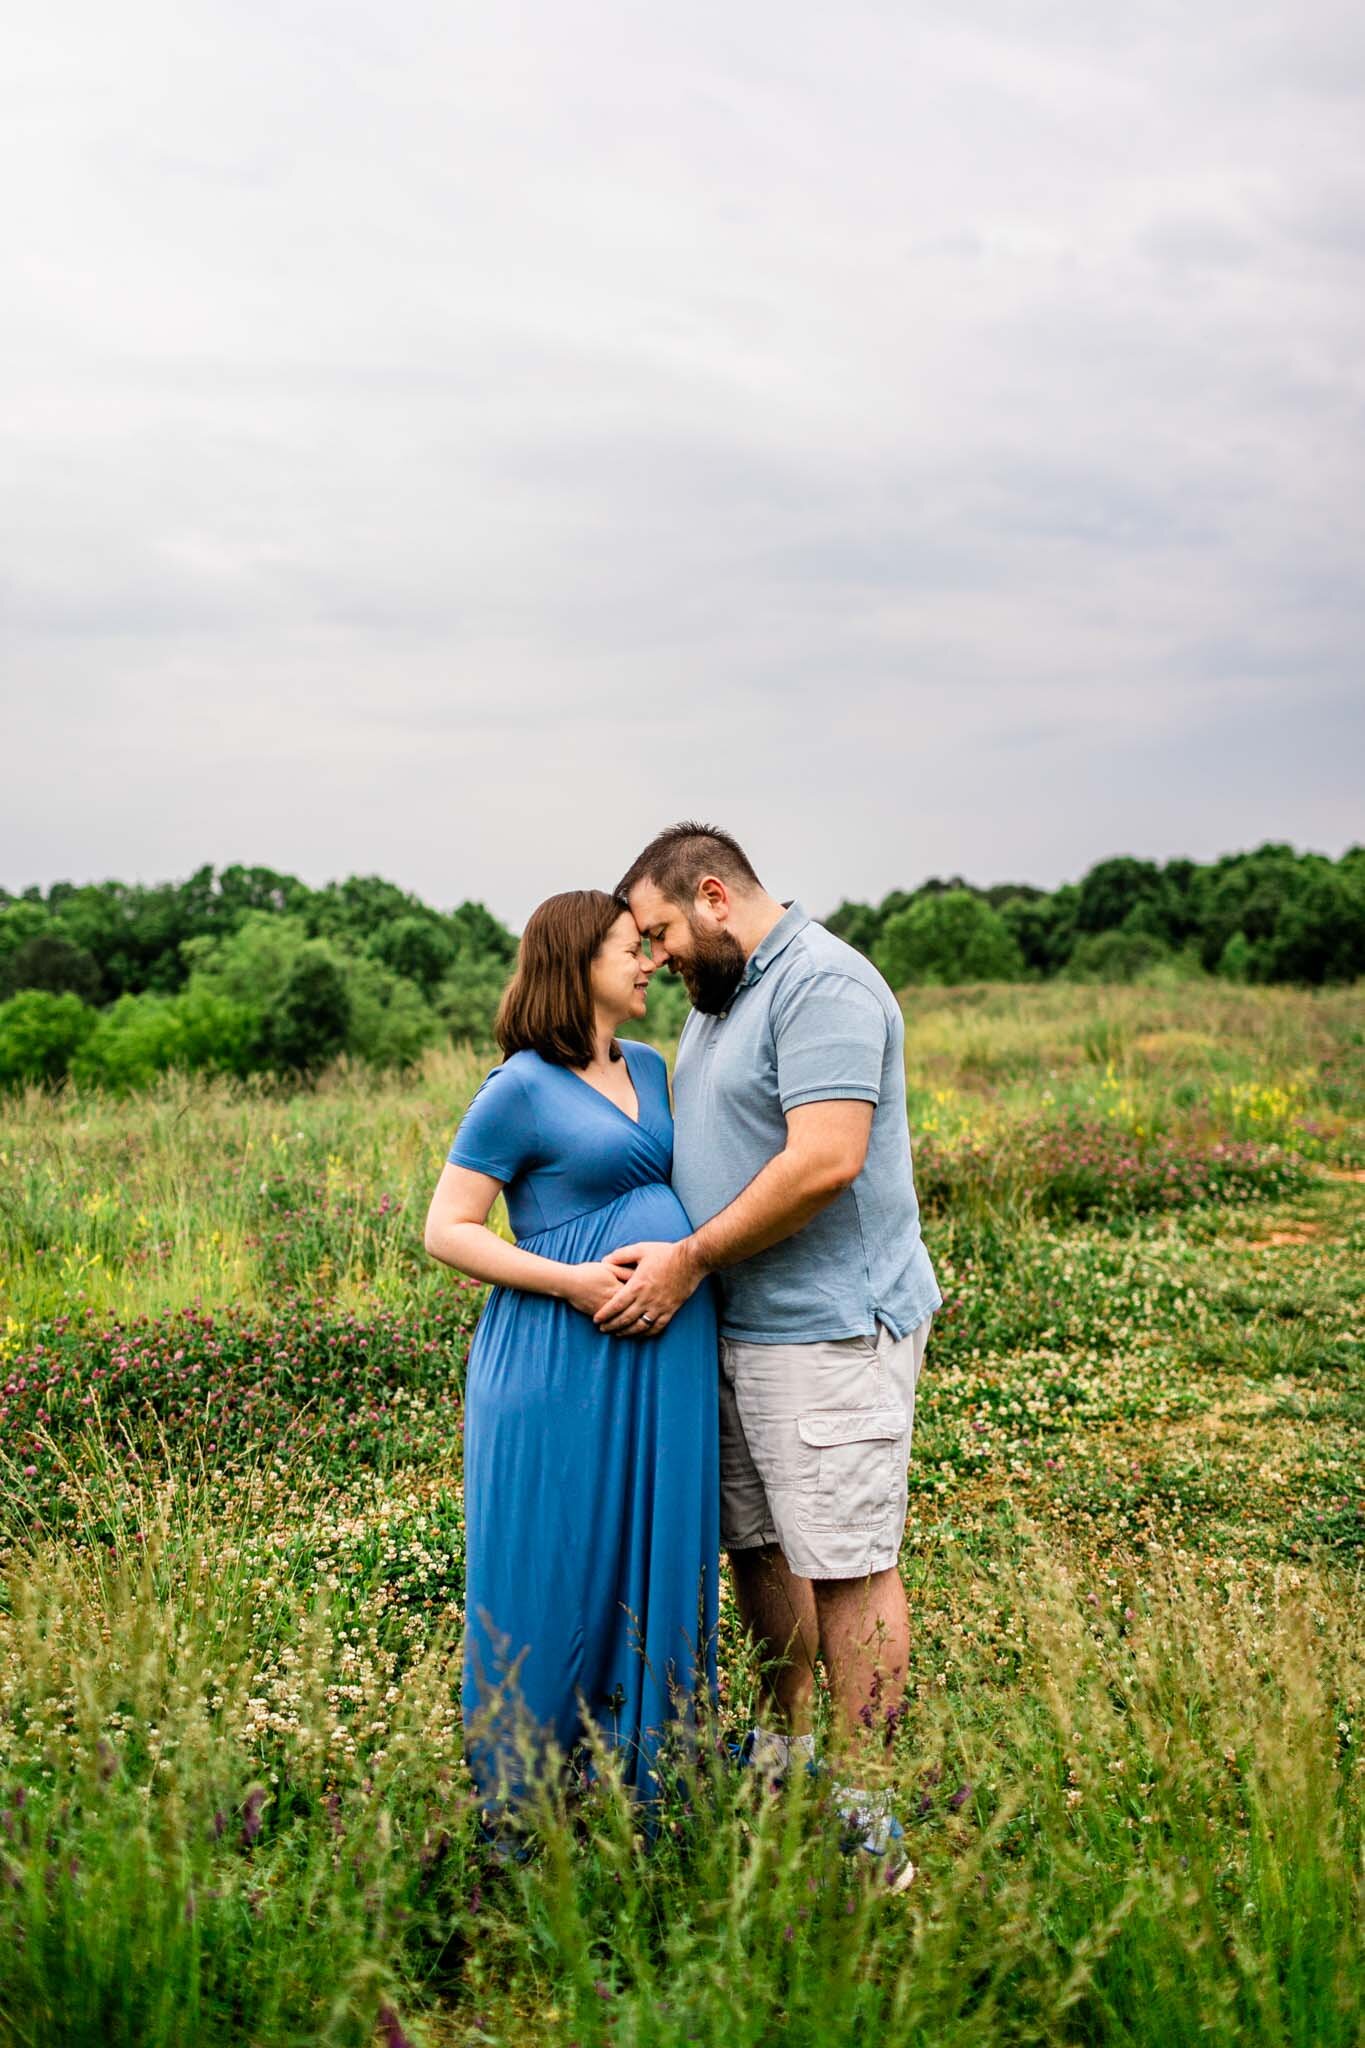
<box><xmin>171</xmin><ymin>986</ymin><xmax>262</xmax><ymax>1076</ymax></box>
<box><xmin>70</xmin><ymin>989</ymin><xmax>262</xmax><ymax>1092</ymax></box>
<box><xmin>1066</xmin><ymin>928</ymin><xmax>1172</xmax><ymax>983</ymax></box>
<box><xmin>0</xmin><ymin>990</ymin><xmax>96</xmax><ymax>1087</ymax></box>
<box><xmin>1217</xmin><ymin>931</ymin><xmax>1256</xmax><ymax>982</ymax></box>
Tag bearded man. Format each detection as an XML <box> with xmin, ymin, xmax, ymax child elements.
<box><xmin>598</xmin><ymin>821</ymin><xmax>941</xmax><ymax>1888</ymax></box>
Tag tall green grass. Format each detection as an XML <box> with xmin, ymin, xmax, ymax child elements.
<box><xmin>1</xmin><ymin>984</ymin><xmax>1361</xmax><ymax>2044</ymax></box>
<box><xmin>1</xmin><ymin>1447</ymin><xmax>1358</xmax><ymax>2045</ymax></box>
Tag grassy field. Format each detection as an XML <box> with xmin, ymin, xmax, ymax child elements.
<box><xmin>0</xmin><ymin>982</ymin><xmax>1361</xmax><ymax>2047</ymax></box>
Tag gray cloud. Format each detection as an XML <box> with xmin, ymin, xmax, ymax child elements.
<box><xmin>3</xmin><ymin>0</ymin><xmax>1361</xmax><ymax>923</ymax></box>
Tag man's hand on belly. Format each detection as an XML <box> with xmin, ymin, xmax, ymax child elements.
<box><xmin>594</xmin><ymin>1239</ymin><xmax>705</xmax><ymax>1337</ymax></box>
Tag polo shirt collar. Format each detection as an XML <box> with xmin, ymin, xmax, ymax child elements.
<box><xmin>740</xmin><ymin>900</ymin><xmax>810</xmax><ymax>988</ymax></box>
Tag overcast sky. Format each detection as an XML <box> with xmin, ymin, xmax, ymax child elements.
<box><xmin>4</xmin><ymin>1</ymin><xmax>1362</xmax><ymax>925</ymax></box>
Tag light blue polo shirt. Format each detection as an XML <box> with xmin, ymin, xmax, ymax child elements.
<box><xmin>671</xmin><ymin>902</ymin><xmax>941</xmax><ymax>1344</ymax></box>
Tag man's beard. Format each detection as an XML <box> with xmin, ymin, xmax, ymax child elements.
<box><xmin>672</xmin><ymin>924</ymin><xmax>747</xmax><ymax>1015</ymax></box>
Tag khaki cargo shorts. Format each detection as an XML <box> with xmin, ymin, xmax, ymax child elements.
<box><xmin>718</xmin><ymin>1315</ymin><xmax>932</xmax><ymax>1581</ymax></box>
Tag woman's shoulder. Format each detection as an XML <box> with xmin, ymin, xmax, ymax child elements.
<box><xmin>623</xmin><ymin>1040</ymin><xmax>672</xmax><ymax>1110</ymax></box>
<box><xmin>496</xmin><ymin>1047</ymin><xmax>541</xmax><ymax>1073</ymax></box>
<box><xmin>487</xmin><ymin>1048</ymin><xmax>554</xmax><ymax>1093</ymax></box>
<box><xmin>467</xmin><ymin>1049</ymin><xmax>542</xmax><ymax>1100</ymax></box>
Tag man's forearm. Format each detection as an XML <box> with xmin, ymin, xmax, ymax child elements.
<box><xmin>687</xmin><ymin>1147</ymin><xmax>850</xmax><ymax>1276</ymax></box>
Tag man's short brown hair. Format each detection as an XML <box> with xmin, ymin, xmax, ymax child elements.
<box><xmin>616</xmin><ymin>821</ymin><xmax>762</xmax><ymax>909</ymax></box>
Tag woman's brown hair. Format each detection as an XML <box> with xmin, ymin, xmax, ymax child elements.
<box><xmin>495</xmin><ymin>889</ymin><xmax>629</xmax><ymax>1068</ymax></box>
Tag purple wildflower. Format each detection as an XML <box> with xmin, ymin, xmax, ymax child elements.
<box><xmin>240</xmin><ymin>1787</ymin><xmax>268</xmax><ymax>1848</ymax></box>
<box><xmin>377</xmin><ymin>2003</ymin><xmax>414</xmax><ymax>2048</ymax></box>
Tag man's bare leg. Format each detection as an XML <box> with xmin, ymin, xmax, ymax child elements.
<box><xmin>813</xmin><ymin>1566</ymin><xmax>909</xmax><ymax>1761</ymax></box>
<box><xmin>727</xmin><ymin>1544</ymin><xmax>819</xmax><ymax>1734</ymax></box>
<box><xmin>815</xmin><ymin>1566</ymin><xmax>915</xmax><ymax>1885</ymax></box>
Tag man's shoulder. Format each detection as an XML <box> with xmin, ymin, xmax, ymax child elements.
<box><xmin>781</xmin><ymin>922</ymin><xmax>897</xmax><ymax>1006</ymax></box>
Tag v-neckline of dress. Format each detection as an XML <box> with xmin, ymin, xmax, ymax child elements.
<box><xmin>564</xmin><ymin>1041</ymin><xmax>643</xmax><ymax>1128</ymax></box>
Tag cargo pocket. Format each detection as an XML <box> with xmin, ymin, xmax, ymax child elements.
<box><xmin>795</xmin><ymin>1406</ymin><xmax>907</xmax><ymax>1526</ymax></box>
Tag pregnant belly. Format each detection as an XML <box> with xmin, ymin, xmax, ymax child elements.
<box><xmin>518</xmin><ymin>1179</ymin><xmax>697</xmax><ymax>1262</ymax></box>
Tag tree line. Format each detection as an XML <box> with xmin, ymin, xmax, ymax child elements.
<box><xmin>0</xmin><ymin>867</ymin><xmax>521</xmax><ymax>1090</ymax></box>
<box><xmin>0</xmin><ymin>844</ymin><xmax>1360</xmax><ymax>1089</ymax></box>
<box><xmin>828</xmin><ymin>844</ymin><xmax>1365</xmax><ymax>991</ymax></box>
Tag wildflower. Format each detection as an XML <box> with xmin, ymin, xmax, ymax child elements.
<box><xmin>240</xmin><ymin>1786</ymin><xmax>269</xmax><ymax>1847</ymax></box>
<box><xmin>377</xmin><ymin>2004</ymin><xmax>414</xmax><ymax>2048</ymax></box>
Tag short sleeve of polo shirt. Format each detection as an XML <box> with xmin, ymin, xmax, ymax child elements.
<box><xmin>772</xmin><ymin>971</ymin><xmax>888</xmax><ymax>1112</ymax></box>
<box><xmin>446</xmin><ymin>1061</ymin><xmax>538</xmax><ymax>1183</ymax></box>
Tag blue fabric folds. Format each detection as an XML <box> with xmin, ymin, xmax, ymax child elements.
<box><xmin>447</xmin><ymin>1040</ymin><xmax>720</xmax><ymax>1806</ymax></box>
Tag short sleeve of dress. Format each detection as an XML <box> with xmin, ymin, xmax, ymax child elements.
<box><xmin>772</xmin><ymin>973</ymin><xmax>887</xmax><ymax>1112</ymax></box>
<box><xmin>446</xmin><ymin>1061</ymin><xmax>540</xmax><ymax>1184</ymax></box>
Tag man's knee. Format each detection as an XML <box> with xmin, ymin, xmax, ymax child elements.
<box><xmin>813</xmin><ymin>1565</ymin><xmax>904</xmax><ymax>1620</ymax></box>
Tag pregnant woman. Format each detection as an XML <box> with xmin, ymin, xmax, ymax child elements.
<box><xmin>424</xmin><ymin>890</ymin><xmax>719</xmax><ymax>1829</ymax></box>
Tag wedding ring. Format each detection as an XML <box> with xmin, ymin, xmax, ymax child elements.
<box><xmin>640</xmin><ymin>1313</ymin><xmax>654</xmax><ymax>1325</ymax></box>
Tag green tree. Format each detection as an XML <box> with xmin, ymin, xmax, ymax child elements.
<box><xmin>213</xmin><ymin>863</ymin><xmax>311</xmax><ymax>925</ymax></box>
<box><xmin>449</xmin><ymin>899</ymin><xmax>518</xmax><ymax>965</ymax></box>
<box><xmin>824</xmin><ymin>900</ymin><xmax>882</xmax><ymax>958</ymax></box>
<box><xmin>1260</xmin><ymin>866</ymin><xmax>1365</xmax><ymax>983</ymax></box>
<box><xmin>0</xmin><ymin>932</ymin><xmax>103</xmax><ymax>1004</ymax></box>
<box><xmin>0</xmin><ymin>902</ymin><xmax>52</xmax><ymax>977</ymax></box>
<box><xmin>437</xmin><ymin>955</ymin><xmax>511</xmax><ymax>1045</ymax></box>
<box><xmin>343</xmin><ymin>955</ymin><xmax>439</xmax><ymax>1069</ymax></box>
<box><xmin>305</xmin><ymin>875</ymin><xmax>432</xmax><ymax>948</ymax></box>
<box><xmin>181</xmin><ymin>913</ymin><xmax>313</xmax><ymax>1011</ymax></box>
<box><xmin>1001</xmin><ymin>891</ymin><xmax>1076</xmax><ymax>976</ymax></box>
<box><xmin>366</xmin><ymin>916</ymin><xmax>456</xmax><ymax>997</ymax></box>
<box><xmin>874</xmin><ymin>890</ymin><xmax>1024</xmax><ymax>987</ymax></box>
<box><xmin>186</xmin><ymin>913</ymin><xmax>439</xmax><ymax>1073</ymax></box>
<box><xmin>261</xmin><ymin>954</ymin><xmax>353</xmax><ymax>1076</ymax></box>
<box><xmin>1074</xmin><ymin>857</ymin><xmax>1165</xmax><ymax>936</ymax></box>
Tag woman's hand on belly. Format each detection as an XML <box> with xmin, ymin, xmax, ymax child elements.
<box><xmin>562</xmin><ymin>1260</ymin><xmax>630</xmax><ymax>1319</ymax></box>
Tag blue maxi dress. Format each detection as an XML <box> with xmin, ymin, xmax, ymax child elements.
<box><xmin>446</xmin><ymin>1039</ymin><xmax>720</xmax><ymax>1806</ymax></box>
